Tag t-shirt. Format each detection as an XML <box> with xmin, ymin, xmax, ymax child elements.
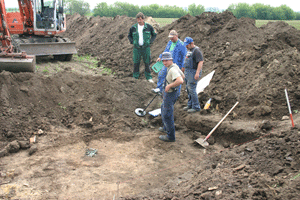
<box><xmin>138</xmin><ymin>24</ymin><xmax>144</xmax><ymax>46</ymax></box>
<box><xmin>169</xmin><ymin>41</ymin><xmax>177</xmax><ymax>52</ymax></box>
<box><xmin>191</xmin><ymin>47</ymin><xmax>203</xmax><ymax>69</ymax></box>
<box><xmin>166</xmin><ymin>63</ymin><xmax>184</xmax><ymax>93</ymax></box>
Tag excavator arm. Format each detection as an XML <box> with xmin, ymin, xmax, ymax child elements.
<box><xmin>18</xmin><ymin>0</ymin><xmax>34</xmax><ymax>31</ymax></box>
<box><xmin>0</xmin><ymin>0</ymin><xmax>13</xmax><ymax>53</ymax></box>
<box><xmin>0</xmin><ymin>0</ymin><xmax>36</xmax><ymax>72</ymax></box>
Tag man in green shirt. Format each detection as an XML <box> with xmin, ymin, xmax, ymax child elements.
<box><xmin>128</xmin><ymin>12</ymin><xmax>157</xmax><ymax>82</ymax></box>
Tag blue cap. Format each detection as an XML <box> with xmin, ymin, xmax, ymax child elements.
<box><xmin>184</xmin><ymin>37</ymin><xmax>193</xmax><ymax>46</ymax></box>
<box><xmin>161</xmin><ymin>52</ymin><xmax>173</xmax><ymax>60</ymax></box>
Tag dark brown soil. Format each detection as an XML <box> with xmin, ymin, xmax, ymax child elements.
<box><xmin>0</xmin><ymin>12</ymin><xmax>300</xmax><ymax>199</ymax></box>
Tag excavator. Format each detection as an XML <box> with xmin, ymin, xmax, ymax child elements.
<box><xmin>0</xmin><ymin>0</ymin><xmax>77</xmax><ymax>72</ymax></box>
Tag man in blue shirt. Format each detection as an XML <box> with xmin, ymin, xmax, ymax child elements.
<box><xmin>152</xmin><ymin>30</ymin><xmax>187</xmax><ymax>93</ymax></box>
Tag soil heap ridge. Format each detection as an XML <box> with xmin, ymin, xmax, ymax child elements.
<box><xmin>62</xmin><ymin>12</ymin><xmax>300</xmax><ymax>120</ymax></box>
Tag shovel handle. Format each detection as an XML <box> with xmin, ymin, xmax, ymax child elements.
<box><xmin>204</xmin><ymin>101</ymin><xmax>239</xmax><ymax>141</ymax></box>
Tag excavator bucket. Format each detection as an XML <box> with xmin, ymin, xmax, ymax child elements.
<box><xmin>0</xmin><ymin>54</ymin><xmax>36</xmax><ymax>73</ymax></box>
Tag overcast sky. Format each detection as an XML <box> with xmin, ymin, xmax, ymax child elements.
<box><xmin>4</xmin><ymin>1</ymin><xmax>299</xmax><ymax>11</ymax></box>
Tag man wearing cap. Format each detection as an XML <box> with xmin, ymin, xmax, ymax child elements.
<box><xmin>158</xmin><ymin>52</ymin><xmax>184</xmax><ymax>142</ymax></box>
<box><xmin>152</xmin><ymin>30</ymin><xmax>187</xmax><ymax>93</ymax></box>
<box><xmin>183</xmin><ymin>37</ymin><xmax>204</xmax><ymax>113</ymax></box>
<box><xmin>128</xmin><ymin>12</ymin><xmax>157</xmax><ymax>82</ymax></box>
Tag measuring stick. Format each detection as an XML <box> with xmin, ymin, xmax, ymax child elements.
<box><xmin>284</xmin><ymin>88</ymin><xmax>295</xmax><ymax>127</ymax></box>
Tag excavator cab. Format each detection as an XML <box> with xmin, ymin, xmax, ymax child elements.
<box><xmin>16</xmin><ymin>0</ymin><xmax>77</xmax><ymax>60</ymax></box>
<box><xmin>35</xmin><ymin>0</ymin><xmax>65</xmax><ymax>31</ymax></box>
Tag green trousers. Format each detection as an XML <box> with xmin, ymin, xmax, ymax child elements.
<box><xmin>133</xmin><ymin>46</ymin><xmax>152</xmax><ymax>80</ymax></box>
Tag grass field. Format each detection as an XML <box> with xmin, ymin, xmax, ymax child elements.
<box><xmin>255</xmin><ymin>20</ymin><xmax>300</xmax><ymax>29</ymax></box>
<box><xmin>154</xmin><ymin>18</ymin><xmax>178</xmax><ymax>27</ymax></box>
<box><xmin>155</xmin><ymin>18</ymin><xmax>300</xmax><ymax>30</ymax></box>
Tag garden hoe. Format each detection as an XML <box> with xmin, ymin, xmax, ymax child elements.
<box><xmin>135</xmin><ymin>93</ymin><xmax>160</xmax><ymax>117</ymax></box>
<box><xmin>195</xmin><ymin>101</ymin><xmax>239</xmax><ymax>148</ymax></box>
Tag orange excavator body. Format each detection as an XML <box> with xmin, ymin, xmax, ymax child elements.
<box><xmin>0</xmin><ymin>0</ymin><xmax>76</xmax><ymax>72</ymax></box>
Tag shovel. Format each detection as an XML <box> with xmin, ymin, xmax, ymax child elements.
<box><xmin>135</xmin><ymin>93</ymin><xmax>160</xmax><ymax>117</ymax></box>
<box><xmin>195</xmin><ymin>101</ymin><xmax>239</xmax><ymax>148</ymax></box>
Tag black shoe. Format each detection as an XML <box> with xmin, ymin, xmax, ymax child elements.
<box><xmin>183</xmin><ymin>106</ymin><xmax>191</xmax><ymax>111</ymax></box>
<box><xmin>187</xmin><ymin>108</ymin><xmax>200</xmax><ymax>113</ymax></box>
<box><xmin>158</xmin><ymin>127</ymin><xmax>167</xmax><ymax>133</ymax></box>
<box><xmin>159</xmin><ymin>135</ymin><xmax>175</xmax><ymax>142</ymax></box>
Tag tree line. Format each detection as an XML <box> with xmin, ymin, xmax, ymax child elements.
<box><xmin>92</xmin><ymin>2</ymin><xmax>204</xmax><ymax>18</ymax></box>
<box><xmin>68</xmin><ymin>0</ymin><xmax>300</xmax><ymax>20</ymax></box>
<box><xmin>6</xmin><ymin>0</ymin><xmax>300</xmax><ymax>20</ymax></box>
<box><xmin>228</xmin><ymin>3</ymin><xmax>299</xmax><ymax>20</ymax></box>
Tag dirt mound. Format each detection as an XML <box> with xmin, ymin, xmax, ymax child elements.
<box><xmin>145</xmin><ymin>16</ymin><xmax>161</xmax><ymax>31</ymax></box>
<box><xmin>62</xmin><ymin>12</ymin><xmax>300</xmax><ymax>121</ymax></box>
<box><xmin>0</xmin><ymin>69</ymin><xmax>156</xmax><ymax>147</ymax></box>
<box><xmin>124</xmin><ymin>121</ymin><xmax>300</xmax><ymax>200</ymax></box>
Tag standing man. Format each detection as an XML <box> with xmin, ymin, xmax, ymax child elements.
<box><xmin>128</xmin><ymin>12</ymin><xmax>157</xmax><ymax>82</ymax></box>
<box><xmin>158</xmin><ymin>52</ymin><xmax>184</xmax><ymax>142</ymax></box>
<box><xmin>183</xmin><ymin>37</ymin><xmax>204</xmax><ymax>113</ymax></box>
<box><xmin>152</xmin><ymin>30</ymin><xmax>187</xmax><ymax>93</ymax></box>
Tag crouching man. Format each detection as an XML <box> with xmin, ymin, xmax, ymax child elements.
<box><xmin>159</xmin><ymin>52</ymin><xmax>184</xmax><ymax>142</ymax></box>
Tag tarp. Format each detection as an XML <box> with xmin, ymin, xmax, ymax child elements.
<box><xmin>196</xmin><ymin>70</ymin><xmax>215</xmax><ymax>94</ymax></box>
<box><xmin>149</xmin><ymin>108</ymin><xmax>161</xmax><ymax>117</ymax></box>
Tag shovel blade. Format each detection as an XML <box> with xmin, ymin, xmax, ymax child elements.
<box><xmin>195</xmin><ymin>138</ymin><xmax>209</xmax><ymax>148</ymax></box>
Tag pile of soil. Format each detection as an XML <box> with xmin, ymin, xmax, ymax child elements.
<box><xmin>1</xmin><ymin>11</ymin><xmax>300</xmax><ymax>199</ymax></box>
<box><xmin>62</xmin><ymin>12</ymin><xmax>300</xmax><ymax>120</ymax></box>
<box><xmin>125</xmin><ymin>121</ymin><xmax>300</xmax><ymax>200</ymax></box>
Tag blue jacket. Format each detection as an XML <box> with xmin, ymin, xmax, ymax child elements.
<box><xmin>159</xmin><ymin>39</ymin><xmax>187</xmax><ymax>69</ymax></box>
<box><xmin>156</xmin><ymin>39</ymin><xmax>187</xmax><ymax>93</ymax></box>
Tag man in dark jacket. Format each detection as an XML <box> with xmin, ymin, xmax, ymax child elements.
<box><xmin>128</xmin><ymin>12</ymin><xmax>156</xmax><ymax>82</ymax></box>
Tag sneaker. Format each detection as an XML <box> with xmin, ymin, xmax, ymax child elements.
<box><xmin>158</xmin><ymin>127</ymin><xmax>167</xmax><ymax>133</ymax></box>
<box><xmin>183</xmin><ymin>106</ymin><xmax>191</xmax><ymax>111</ymax></box>
<box><xmin>148</xmin><ymin>79</ymin><xmax>154</xmax><ymax>83</ymax></box>
<box><xmin>159</xmin><ymin>135</ymin><xmax>175</xmax><ymax>142</ymax></box>
<box><xmin>187</xmin><ymin>108</ymin><xmax>200</xmax><ymax>113</ymax></box>
<box><xmin>151</xmin><ymin>88</ymin><xmax>160</xmax><ymax>94</ymax></box>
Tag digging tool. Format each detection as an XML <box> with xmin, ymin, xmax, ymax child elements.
<box><xmin>195</xmin><ymin>101</ymin><xmax>239</xmax><ymax>148</ymax></box>
<box><xmin>284</xmin><ymin>88</ymin><xmax>295</xmax><ymax>127</ymax></box>
<box><xmin>135</xmin><ymin>93</ymin><xmax>160</xmax><ymax>117</ymax></box>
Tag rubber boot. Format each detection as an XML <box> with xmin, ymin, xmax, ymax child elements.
<box><xmin>133</xmin><ymin>63</ymin><xmax>140</xmax><ymax>79</ymax></box>
<box><xmin>144</xmin><ymin>63</ymin><xmax>152</xmax><ymax>80</ymax></box>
